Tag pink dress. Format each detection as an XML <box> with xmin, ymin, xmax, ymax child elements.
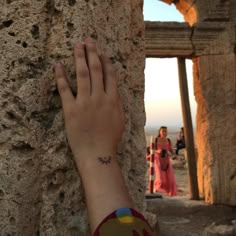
<box><xmin>154</xmin><ymin>139</ymin><xmax>177</xmax><ymax>196</ymax></box>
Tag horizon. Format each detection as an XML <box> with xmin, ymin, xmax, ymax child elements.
<box><xmin>145</xmin><ymin>124</ymin><xmax>196</xmax><ymax>130</ymax></box>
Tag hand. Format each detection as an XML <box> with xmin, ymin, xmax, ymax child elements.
<box><xmin>156</xmin><ymin>149</ymin><xmax>161</xmax><ymax>154</ymax></box>
<box><xmin>55</xmin><ymin>38</ymin><xmax>125</xmax><ymax>164</ymax></box>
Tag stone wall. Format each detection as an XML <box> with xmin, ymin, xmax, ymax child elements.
<box><xmin>190</xmin><ymin>0</ymin><xmax>236</xmax><ymax>206</ymax></box>
<box><xmin>195</xmin><ymin>54</ymin><xmax>236</xmax><ymax>205</ymax></box>
<box><xmin>0</xmin><ymin>0</ymin><xmax>146</xmax><ymax>235</ymax></box>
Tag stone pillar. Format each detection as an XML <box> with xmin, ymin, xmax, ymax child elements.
<box><xmin>0</xmin><ymin>0</ymin><xmax>146</xmax><ymax>235</ymax></box>
<box><xmin>194</xmin><ymin>53</ymin><xmax>236</xmax><ymax>205</ymax></box>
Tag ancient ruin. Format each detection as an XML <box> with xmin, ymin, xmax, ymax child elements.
<box><xmin>146</xmin><ymin>0</ymin><xmax>236</xmax><ymax>206</ymax></box>
<box><xmin>0</xmin><ymin>0</ymin><xmax>235</xmax><ymax>235</ymax></box>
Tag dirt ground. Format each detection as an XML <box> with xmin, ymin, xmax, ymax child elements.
<box><xmin>172</xmin><ymin>160</ymin><xmax>189</xmax><ymax>196</ymax></box>
<box><xmin>146</xmin><ymin>161</ymin><xmax>236</xmax><ymax>236</ymax></box>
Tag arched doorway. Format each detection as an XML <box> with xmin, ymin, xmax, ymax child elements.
<box><xmin>143</xmin><ymin>0</ymin><xmax>199</xmax><ymax>199</ymax></box>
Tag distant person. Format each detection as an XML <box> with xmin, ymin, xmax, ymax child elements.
<box><xmin>175</xmin><ymin>127</ymin><xmax>186</xmax><ymax>155</ymax></box>
<box><xmin>55</xmin><ymin>38</ymin><xmax>157</xmax><ymax>235</ymax></box>
<box><xmin>153</xmin><ymin>126</ymin><xmax>177</xmax><ymax>197</ymax></box>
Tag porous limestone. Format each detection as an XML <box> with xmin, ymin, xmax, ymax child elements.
<box><xmin>0</xmin><ymin>0</ymin><xmax>146</xmax><ymax>235</ymax></box>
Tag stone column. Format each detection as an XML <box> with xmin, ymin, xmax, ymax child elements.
<box><xmin>194</xmin><ymin>53</ymin><xmax>236</xmax><ymax>205</ymax></box>
<box><xmin>0</xmin><ymin>0</ymin><xmax>146</xmax><ymax>235</ymax></box>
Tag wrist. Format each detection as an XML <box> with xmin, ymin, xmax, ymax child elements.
<box><xmin>73</xmin><ymin>148</ymin><xmax>117</xmax><ymax>170</ymax></box>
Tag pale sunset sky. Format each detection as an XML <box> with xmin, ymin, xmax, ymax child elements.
<box><xmin>143</xmin><ymin>0</ymin><xmax>197</xmax><ymax>128</ymax></box>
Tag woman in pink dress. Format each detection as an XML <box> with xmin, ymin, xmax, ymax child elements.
<box><xmin>154</xmin><ymin>126</ymin><xmax>177</xmax><ymax>196</ymax></box>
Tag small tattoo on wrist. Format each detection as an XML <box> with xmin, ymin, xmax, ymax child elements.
<box><xmin>98</xmin><ymin>156</ymin><xmax>112</xmax><ymax>165</ymax></box>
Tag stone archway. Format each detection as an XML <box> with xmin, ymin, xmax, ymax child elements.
<box><xmin>160</xmin><ymin>0</ymin><xmax>197</xmax><ymax>26</ymax></box>
<box><xmin>144</xmin><ymin>1</ymin><xmax>199</xmax><ymax>199</ymax></box>
<box><xmin>145</xmin><ymin>0</ymin><xmax>236</xmax><ymax>206</ymax></box>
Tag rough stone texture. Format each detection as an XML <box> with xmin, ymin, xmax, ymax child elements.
<box><xmin>195</xmin><ymin>54</ymin><xmax>236</xmax><ymax>205</ymax></box>
<box><xmin>0</xmin><ymin>0</ymin><xmax>146</xmax><ymax>235</ymax></box>
<box><xmin>192</xmin><ymin>0</ymin><xmax>236</xmax><ymax>206</ymax></box>
<box><xmin>204</xmin><ymin>224</ymin><xmax>235</xmax><ymax>236</ymax></box>
<box><xmin>146</xmin><ymin>197</ymin><xmax>236</xmax><ymax>236</ymax></box>
<box><xmin>147</xmin><ymin>0</ymin><xmax>236</xmax><ymax>206</ymax></box>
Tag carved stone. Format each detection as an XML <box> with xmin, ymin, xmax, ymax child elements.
<box><xmin>145</xmin><ymin>22</ymin><xmax>193</xmax><ymax>57</ymax></box>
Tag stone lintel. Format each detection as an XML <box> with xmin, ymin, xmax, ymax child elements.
<box><xmin>145</xmin><ymin>21</ymin><xmax>228</xmax><ymax>58</ymax></box>
<box><xmin>145</xmin><ymin>21</ymin><xmax>193</xmax><ymax>58</ymax></box>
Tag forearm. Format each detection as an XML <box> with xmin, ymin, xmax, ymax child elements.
<box><xmin>75</xmin><ymin>152</ymin><xmax>133</xmax><ymax>233</ymax></box>
<box><xmin>55</xmin><ymin>40</ymin><xmax>140</xmax><ymax>234</ymax></box>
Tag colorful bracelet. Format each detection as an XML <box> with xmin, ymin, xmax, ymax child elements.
<box><xmin>93</xmin><ymin>208</ymin><xmax>156</xmax><ymax>236</ymax></box>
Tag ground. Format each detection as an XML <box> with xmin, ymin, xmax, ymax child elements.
<box><xmin>145</xmin><ymin>161</ymin><xmax>236</xmax><ymax>236</ymax></box>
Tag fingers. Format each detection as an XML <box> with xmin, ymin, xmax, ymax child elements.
<box><xmin>100</xmin><ymin>55</ymin><xmax>118</xmax><ymax>97</ymax></box>
<box><xmin>57</xmin><ymin>40</ymin><xmax>117</xmax><ymax>102</ymax></box>
<box><xmin>74</xmin><ymin>43</ymin><xmax>90</xmax><ymax>98</ymax></box>
<box><xmin>55</xmin><ymin>64</ymin><xmax>75</xmax><ymax>110</ymax></box>
<box><xmin>84</xmin><ymin>38</ymin><xmax>104</xmax><ymax>95</ymax></box>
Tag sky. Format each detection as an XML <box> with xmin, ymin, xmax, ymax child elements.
<box><xmin>143</xmin><ymin>0</ymin><xmax>197</xmax><ymax>128</ymax></box>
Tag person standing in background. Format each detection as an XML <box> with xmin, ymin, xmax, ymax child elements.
<box><xmin>154</xmin><ymin>126</ymin><xmax>177</xmax><ymax>197</ymax></box>
<box><xmin>175</xmin><ymin>127</ymin><xmax>186</xmax><ymax>156</ymax></box>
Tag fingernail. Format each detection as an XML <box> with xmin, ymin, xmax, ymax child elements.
<box><xmin>54</xmin><ymin>63</ymin><xmax>61</xmax><ymax>71</ymax></box>
<box><xmin>54</xmin><ymin>63</ymin><xmax>63</xmax><ymax>75</ymax></box>
<box><xmin>85</xmin><ymin>37</ymin><xmax>95</xmax><ymax>44</ymax></box>
<box><xmin>74</xmin><ymin>42</ymin><xmax>84</xmax><ymax>49</ymax></box>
